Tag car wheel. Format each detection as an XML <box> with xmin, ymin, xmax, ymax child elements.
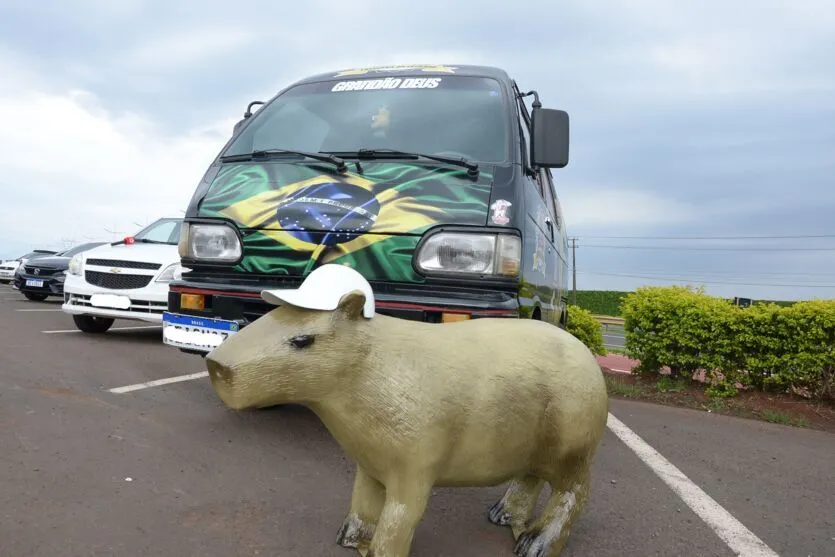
<box><xmin>72</xmin><ymin>314</ymin><xmax>115</xmax><ymax>334</ymax></box>
<box><xmin>23</xmin><ymin>291</ymin><xmax>49</xmax><ymax>301</ymax></box>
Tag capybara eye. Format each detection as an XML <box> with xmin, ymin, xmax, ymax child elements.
<box><xmin>289</xmin><ymin>335</ymin><xmax>316</xmax><ymax>349</ymax></box>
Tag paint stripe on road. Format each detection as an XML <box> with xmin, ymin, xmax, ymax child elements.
<box><xmin>42</xmin><ymin>325</ymin><xmax>161</xmax><ymax>334</ymax></box>
<box><xmin>107</xmin><ymin>371</ymin><xmax>209</xmax><ymax>394</ymax></box>
<box><xmin>607</xmin><ymin>412</ymin><xmax>779</xmax><ymax>556</ymax></box>
<box><xmin>16</xmin><ymin>308</ymin><xmax>62</xmax><ymax>312</ymax></box>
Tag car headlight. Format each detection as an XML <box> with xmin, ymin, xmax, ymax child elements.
<box><xmin>155</xmin><ymin>263</ymin><xmax>182</xmax><ymax>283</ymax></box>
<box><xmin>415</xmin><ymin>232</ymin><xmax>521</xmax><ymax>277</ymax></box>
<box><xmin>68</xmin><ymin>254</ymin><xmax>83</xmax><ymax>276</ymax></box>
<box><xmin>179</xmin><ymin>222</ymin><xmax>242</xmax><ymax>263</ymax></box>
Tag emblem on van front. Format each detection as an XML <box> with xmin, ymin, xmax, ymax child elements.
<box><xmin>490</xmin><ymin>199</ymin><xmax>512</xmax><ymax>225</ymax></box>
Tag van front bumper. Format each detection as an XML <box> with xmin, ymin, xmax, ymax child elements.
<box><xmin>162</xmin><ymin>279</ymin><xmax>520</xmax><ymax>355</ymax></box>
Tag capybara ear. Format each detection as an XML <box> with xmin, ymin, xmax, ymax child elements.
<box><xmin>336</xmin><ymin>290</ymin><xmax>367</xmax><ymax>320</ymax></box>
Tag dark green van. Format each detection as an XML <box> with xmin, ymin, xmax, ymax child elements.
<box><xmin>162</xmin><ymin>64</ymin><xmax>571</xmax><ymax>355</ymax></box>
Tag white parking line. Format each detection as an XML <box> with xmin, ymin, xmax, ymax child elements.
<box><xmin>16</xmin><ymin>308</ymin><xmax>61</xmax><ymax>312</ymax></box>
<box><xmin>107</xmin><ymin>371</ymin><xmax>209</xmax><ymax>394</ymax></box>
<box><xmin>42</xmin><ymin>325</ymin><xmax>161</xmax><ymax>334</ymax></box>
<box><xmin>607</xmin><ymin>413</ymin><xmax>779</xmax><ymax>556</ymax></box>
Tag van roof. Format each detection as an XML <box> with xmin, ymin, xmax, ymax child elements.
<box><xmin>290</xmin><ymin>64</ymin><xmax>512</xmax><ymax>86</ymax></box>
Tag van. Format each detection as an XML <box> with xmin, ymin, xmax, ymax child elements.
<box><xmin>162</xmin><ymin>64</ymin><xmax>571</xmax><ymax>355</ymax></box>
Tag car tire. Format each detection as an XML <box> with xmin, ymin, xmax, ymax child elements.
<box><xmin>72</xmin><ymin>314</ymin><xmax>115</xmax><ymax>334</ymax></box>
<box><xmin>23</xmin><ymin>291</ymin><xmax>49</xmax><ymax>301</ymax></box>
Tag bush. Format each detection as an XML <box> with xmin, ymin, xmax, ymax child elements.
<box><xmin>621</xmin><ymin>286</ymin><xmax>835</xmax><ymax>400</ymax></box>
<box><xmin>566</xmin><ymin>304</ymin><xmax>606</xmax><ymax>356</ymax></box>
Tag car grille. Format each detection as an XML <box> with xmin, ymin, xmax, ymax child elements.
<box><xmin>24</xmin><ymin>266</ymin><xmax>62</xmax><ymax>276</ymax></box>
<box><xmin>86</xmin><ymin>259</ymin><xmax>162</xmax><ymax>270</ymax></box>
<box><xmin>85</xmin><ymin>270</ymin><xmax>153</xmax><ymax>289</ymax></box>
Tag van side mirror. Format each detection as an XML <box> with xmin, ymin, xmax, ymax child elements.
<box><xmin>232</xmin><ymin>118</ymin><xmax>247</xmax><ymax>135</ymax></box>
<box><xmin>531</xmin><ymin>108</ymin><xmax>569</xmax><ymax>168</ymax></box>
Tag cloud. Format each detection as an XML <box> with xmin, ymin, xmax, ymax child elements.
<box><xmin>0</xmin><ymin>61</ymin><xmax>234</xmax><ymax>249</ymax></box>
<box><xmin>0</xmin><ymin>0</ymin><xmax>833</xmax><ymax>300</ymax></box>
<box><xmin>126</xmin><ymin>27</ymin><xmax>259</xmax><ymax>70</ymax></box>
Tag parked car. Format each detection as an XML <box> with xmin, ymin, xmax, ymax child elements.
<box><xmin>0</xmin><ymin>250</ymin><xmax>57</xmax><ymax>284</ymax></box>
<box><xmin>12</xmin><ymin>243</ymin><xmax>107</xmax><ymax>301</ymax></box>
<box><xmin>61</xmin><ymin>217</ymin><xmax>183</xmax><ymax>333</ymax></box>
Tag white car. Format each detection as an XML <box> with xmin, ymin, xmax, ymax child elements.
<box><xmin>61</xmin><ymin>217</ymin><xmax>184</xmax><ymax>333</ymax></box>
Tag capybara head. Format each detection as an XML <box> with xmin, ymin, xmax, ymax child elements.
<box><xmin>205</xmin><ymin>287</ymin><xmax>373</xmax><ymax>410</ymax></box>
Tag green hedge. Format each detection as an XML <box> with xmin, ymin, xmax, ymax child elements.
<box><xmin>621</xmin><ymin>286</ymin><xmax>834</xmax><ymax>400</ymax></box>
<box><xmin>573</xmin><ymin>290</ymin><xmax>630</xmax><ymax>316</ymax></box>
<box><xmin>566</xmin><ymin>304</ymin><xmax>606</xmax><ymax>356</ymax></box>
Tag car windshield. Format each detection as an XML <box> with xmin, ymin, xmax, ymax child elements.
<box><xmin>133</xmin><ymin>218</ymin><xmax>183</xmax><ymax>244</ymax></box>
<box><xmin>223</xmin><ymin>75</ymin><xmax>510</xmax><ymax>164</ymax></box>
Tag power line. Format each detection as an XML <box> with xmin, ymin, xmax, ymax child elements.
<box><xmin>579</xmin><ymin>245</ymin><xmax>835</xmax><ymax>252</ymax></box>
<box><xmin>577</xmin><ymin>271</ymin><xmax>835</xmax><ymax>288</ymax></box>
<box><xmin>578</xmin><ymin>234</ymin><xmax>835</xmax><ymax>240</ymax></box>
<box><xmin>581</xmin><ymin>268</ymin><xmax>835</xmax><ymax>278</ymax></box>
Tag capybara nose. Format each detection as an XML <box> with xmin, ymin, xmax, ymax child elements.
<box><xmin>205</xmin><ymin>356</ymin><xmax>230</xmax><ymax>383</ymax></box>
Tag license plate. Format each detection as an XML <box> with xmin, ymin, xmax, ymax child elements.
<box><xmin>26</xmin><ymin>279</ymin><xmax>44</xmax><ymax>288</ymax></box>
<box><xmin>162</xmin><ymin>312</ymin><xmax>240</xmax><ymax>351</ymax></box>
<box><xmin>90</xmin><ymin>293</ymin><xmax>131</xmax><ymax>310</ymax></box>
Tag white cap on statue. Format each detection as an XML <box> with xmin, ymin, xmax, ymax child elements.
<box><xmin>260</xmin><ymin>263</ymin><xmax>375</xmax><ymax>319</ymax></box>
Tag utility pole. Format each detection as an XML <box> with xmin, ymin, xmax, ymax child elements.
<box><xmin>570</xmin><ymin>237</ymin><xmax>577</xmax><ymax>305</ymax></box>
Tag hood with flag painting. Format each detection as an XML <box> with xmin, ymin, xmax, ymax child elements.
<box><xmin>195</xmin><ymin>159</ymin><xmax>503</xmax><ymax>282</ymax></box>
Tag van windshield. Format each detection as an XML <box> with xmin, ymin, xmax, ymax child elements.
<box><xmin>223</xmin><ymin>75</ymin><xmax>509</xmax><ymax>164</ymax></box>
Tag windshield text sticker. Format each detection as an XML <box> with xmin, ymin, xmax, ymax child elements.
<box><xmin>331</xmin><ymin>77</ymin><xmax>442</xmax><ymax>92</ymax></box>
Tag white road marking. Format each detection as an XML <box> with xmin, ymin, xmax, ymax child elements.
<box><xmin>606</xmin><ymin>412</ymin><xmax>779</xmax><ymax>557</ymax></box>
<box><xmin>107</xmin><ymin>371</ymin><xmax>209</xmax><ymax>394</ymax></box>
<box><xmin>16</xmin><ymin>308</ymin><xmax>61</xmax><ymax>312</ymax></box>
<box><xmin>42</xmin><ymin>325</ymin><xmax>161</xmax><ymax>334</ymax></box>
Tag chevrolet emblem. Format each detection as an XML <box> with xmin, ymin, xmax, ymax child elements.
<box><xmin>110</xmin><ymin>268</ymin><xmax>122</xmax><ymax>273</ymax></box>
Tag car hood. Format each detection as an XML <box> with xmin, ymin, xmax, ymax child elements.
<box><xmin>23</xmin><ymin>256</ymin><xmax>71</xmax><ymax>270</ymax></box>
<box><xmin>195</xmin><ymin>160</ymin><xmax>502</xmax><ymax>280</ymax></box>
<box><xmin>81</xmin><ymin>243</ymin><xmax>181</xmax><ymax>266</ymax></box>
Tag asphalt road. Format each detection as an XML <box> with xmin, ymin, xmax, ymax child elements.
<box><xmin>1</xmin><ymin>284</ymin><xmax>833</xmax><ymax>557</ymax></box>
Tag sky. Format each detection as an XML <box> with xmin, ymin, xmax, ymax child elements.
<box><xmin>0</xmin><ymin>0</ymin><xmax>833</xmax><ymax>301</ymax></box>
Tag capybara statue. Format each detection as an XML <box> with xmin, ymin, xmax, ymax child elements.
<box><xmin>204</xmin><ymin>263</ymin><xmax>609</xmax><ymax>557</ymax></box>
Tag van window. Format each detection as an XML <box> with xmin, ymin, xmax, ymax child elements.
<box><xmin>539</xmin><ymin>169</ymin><xmax>561</xmax><ymax>230</ymax></box>
<box><xmin>225</xmin><ymin>76</ymin><xmax>510</xmax><ymax>164</ymax></box>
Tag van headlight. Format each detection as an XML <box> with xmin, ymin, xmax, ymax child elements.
<box><xmin>179</xmin><ymin>222</ymin><xmax>242</xmax><ymax>263</ymax></box>
<box><xmin>415</xmin><ymin>232</ymin><xmax>521</xmax><ymax>277</ymax></box>
<box><xmin>68</xmin><ymin>254</ymin><xmax>83</xmax><ymax>276</ymax></box>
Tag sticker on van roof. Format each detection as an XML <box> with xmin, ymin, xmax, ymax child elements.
<box><xmin>335</xmin><ymin>65</ymin><xmax>458</xmax><ymax>76</ymax></box>
<box><xmin>331</xmin><ymin>77</ymin><xmax>442</xmax><ymax>92</ymax></box>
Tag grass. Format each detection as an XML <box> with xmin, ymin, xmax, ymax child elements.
<box><xmin>759</xmin><ymin>409</ymin><xmax>810</xmax><ymax>428</ymax></box>
<box><xmin>601</xmin><ymin>369</ymin><xmax>833</xmax><ymax>432</ymax></box>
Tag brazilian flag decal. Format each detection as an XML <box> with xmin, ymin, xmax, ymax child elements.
<box><xmin>197</xmin><ymin>161</ymin><xmax>494</xmax><ymax>282</ymax></box>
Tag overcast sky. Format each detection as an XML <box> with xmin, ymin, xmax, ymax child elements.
<box><xmin>1</xmin><ymin>0</ymin><xmax>833</xmax><ymax>301</ymax></box>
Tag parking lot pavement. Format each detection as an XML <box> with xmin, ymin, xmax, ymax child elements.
<box><xmin>1</xmin><ymin>284</ymin><xmax>830</xmax><ymax>556</ymax></box>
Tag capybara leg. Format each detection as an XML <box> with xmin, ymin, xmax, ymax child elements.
<box><xmin>365</xmin><ymin>478</ymin><xmax>431</xmax><ymax>557</ymax></box>
<box><xmin>337</xmin><ymin>466</ymin><xmax>386</xmax><ymax>554</ymax></box>
<box><xmin>513</xmin><ymin>467</ymin><xmax>590</xmax><ymax>557</ymax></box>
<box><xmin>487</xmin><ymin>474</ymin><xmax>546</xmax><ymax>539</ymax></box>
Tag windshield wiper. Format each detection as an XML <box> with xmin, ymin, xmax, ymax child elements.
<box><xmin>326</xmin><ymin>148</ymin><xmax>479</xmax><ymax>178</ymax></box>
<box><xmin>220</xmin><ymin>149</ymin><xmax>348</xmax><ymax>173</ymax></box>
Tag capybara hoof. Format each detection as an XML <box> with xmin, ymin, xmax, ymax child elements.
<box><xmin>487</xmin><ymin>499</ymin><xmax>512</xmax><ymax>526</ymax></box>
